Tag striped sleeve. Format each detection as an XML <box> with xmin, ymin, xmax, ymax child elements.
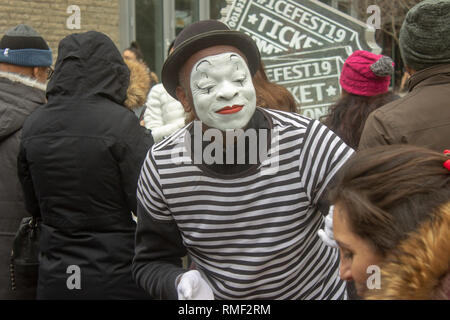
<box><xmin>299</xmin><ymin>120</ymin><xmax>354</xmax><ymax>205</ymax></box>
<box><xmin>137</xmin><ymin>147</ymin><xmax>172</xmax><ymax>222</ymax></box>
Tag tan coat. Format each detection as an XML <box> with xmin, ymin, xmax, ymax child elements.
<box><xmin>359</xmin><ymin>64</ymin><xmax>450</xmax><ymax>152</ymax></box>
<box><xmin>366</xmin><ymin>202</ymin><xmax>450</xmax><ymax>300</ymax></box>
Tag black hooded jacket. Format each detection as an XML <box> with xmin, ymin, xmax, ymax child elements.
<box><xmin>18</xmin><ymin>31</ymin><xmax>153</xmax><ymax>299</ymax></box>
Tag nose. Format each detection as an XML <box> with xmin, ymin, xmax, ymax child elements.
<box><xmin>339</xmin><ymin>258</ymin><xmax>353</xmax><ymax>281</ymax></box>
<box><xmin>217</xmin><ymin>81</ymin><xmax>239</xmax><ymax>101</ymax></box>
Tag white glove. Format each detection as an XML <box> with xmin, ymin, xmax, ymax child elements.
<box><xmin>318</xmin><ymin>205</ymin><xmax>338</xmax><ymax>248</ymax></box>
<box><xmin>177</xmin><ymin>270</ymin><xmax>214</xmax><ymax>300</ymax></box>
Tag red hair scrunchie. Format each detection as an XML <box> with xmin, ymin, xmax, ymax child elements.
<box><xmin>444</xmin><ymin>150</ymin><xmax>450</xmax><ymax>171</ymax></box>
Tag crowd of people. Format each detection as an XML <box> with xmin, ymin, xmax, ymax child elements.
<box><xmin>0</xmin><ymin>0</ymin><xmax>449</xmax><ymax>300</ymax></box>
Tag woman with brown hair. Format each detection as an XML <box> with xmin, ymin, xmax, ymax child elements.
<box><xmin>326</xmin><ymin>145</ymin><xmax>450</xmax><ymax>299</ymax></box>
<box><xmin>321</xmin><ymin>50</ymin><xmax>399</xmax><ymax>149</ymax></box>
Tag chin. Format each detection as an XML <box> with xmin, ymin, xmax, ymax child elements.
<box><xmin>354</xmin><ymin>283</ymin><xmax>368</xmax><ymax>298</ymax></box>
<box><xmin>215</xmin><ymin>120</ymin><xmax>249</xmax><ymax>131</ymax></box>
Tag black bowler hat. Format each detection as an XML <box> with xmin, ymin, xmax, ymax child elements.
<box><xmin>162</xmin><ymin>20</ymin><xmax>261</xmax><ymax>99</ymax></box>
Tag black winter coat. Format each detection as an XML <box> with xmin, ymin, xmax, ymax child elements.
<box><xmin>0</xmin><ymin>72</ymin><xmax>47</xmax><ymax>299</ymax></box>
<box><xmin>18</xmin><ymin>31</ymin><xmax>154</xmax><ymax>299</ymax></box>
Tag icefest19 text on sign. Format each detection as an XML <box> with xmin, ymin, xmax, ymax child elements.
<box><xmin>222</xmin><ymin>0</ymin><xmax>380</xmax><ymax>120</ymax></box>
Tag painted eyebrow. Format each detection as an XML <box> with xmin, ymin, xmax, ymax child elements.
<box><xmin>229</xmin><ymin>54</ymin><xmax>240</xmax><ymax>60</ymax></box>
<box><xmin>196</xmin><ymin>59</ymin><xmax>212</xmax><ymax>71</ymax></box>
<box><xmin>229</xmin><ymin>54</ymin><xmax>242</xmax><ymax>70</ymax></box>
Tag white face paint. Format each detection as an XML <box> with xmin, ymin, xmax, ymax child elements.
<box><xmin>190</xmin><ymin>52</ymin><xmax>257</xmax><ymax>131</ymax></box>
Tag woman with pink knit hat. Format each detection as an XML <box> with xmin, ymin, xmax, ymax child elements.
<box><xmin>322</xmin><ymin>50</ymin><xmax>398</xmax><ymax>149</ymax></box>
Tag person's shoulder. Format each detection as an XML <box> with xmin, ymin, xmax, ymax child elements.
<box><xmin>359</xmin><ymin>96</ymin><xmax>408</xmax><ymax>149</ymax></box>
<box><xmin>370</xmin><ymin>92</ymin><xmax>417</xmax><ymax>121</ymax></box>
<box><xmin>21</xmin><ymin>106</ymin><xmax>41</xmax><ymax>136</ymax></box>
<box><xmin>151</xmin><ymin>124</ymin><xmax>190</xmax><ymax>154</ymax></box>
<box><xmin>149</xmin><ymin>83</ymin><xmax>172</xmax><ymax>104</ymax></box>
<box><xmin>150</xmin><ymin>83</ymin><xmax>166</xmax><ymax>95</ymax></box>
<box><xmin>103</xmin><ymin>100</ymin><xmax>138</xmax><ymax>119</ymax></box>
<box><xmin>261</xmin><ymin>108</ymin><xmax>313</xmax><ymax>130</ymax></box>
<box><xmin>89</xmin><ymin>101</ymin><xmax>143</xmax><ymax>137</ymax></box>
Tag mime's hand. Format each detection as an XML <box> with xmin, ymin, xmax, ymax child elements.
<box><xmin>318</xmin><ymin>205</ymin><xmax>338</xmax><ymax>248</ymax></box>
<box><xmin>177</xmin><ymin>270</ymin><xmax>214</xmax><ymax>300</ymax></box>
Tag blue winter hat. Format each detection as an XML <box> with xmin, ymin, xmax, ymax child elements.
<box><xmin>0</xmin><ymin>24</ymin><xmax>52</xmax><ymax>67</ymax></box>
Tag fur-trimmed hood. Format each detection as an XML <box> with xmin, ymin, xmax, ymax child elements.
<box><xmin>0</xmin><ymin>70</ymin><xmax>46</xmax><ymax>91</ymax></box>
<box><xmin>123</xmin><ymin>58</ymin><xmax>151</xmax><ymax>111</ymax></box>
<box><xmin>366</xmin><ymin>202</ymin><xmax>450</xmax><ymax>300</ymax></box>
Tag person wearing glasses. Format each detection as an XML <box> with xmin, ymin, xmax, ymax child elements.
<box><xmin>0</xmin><ymin>24</ymin><xmax>52</xmax><ymax>300</ymax></box>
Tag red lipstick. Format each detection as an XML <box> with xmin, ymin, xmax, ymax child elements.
<box><xmin>216</xmin><ymin>105</ymin><xmax>243</xmax><ymax>115</ymax></box>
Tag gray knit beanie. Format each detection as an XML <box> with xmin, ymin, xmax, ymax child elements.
<box><xmin>399</xmin><ymin>0</ymin><xmax>450</xmax><ymax>71</ymax></box>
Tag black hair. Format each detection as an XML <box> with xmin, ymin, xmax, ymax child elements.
<box><xmin>125</xmin><ymin>41</ymin><xmax>144</xmax><ymax>61</ymax></box>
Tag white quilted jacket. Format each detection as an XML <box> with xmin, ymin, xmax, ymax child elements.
<box><xmin>143</xmin><ymin>83</ymin><xmax>187</xmax><ymax>142</ymax></box>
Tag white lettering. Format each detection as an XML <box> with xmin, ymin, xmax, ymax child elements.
<box><xmin>367</xmin><ymin>5</ymin><xmax>381</xmax><ymax>30</ymax></box>
<box><xmin>367</xmin><ymin>265</ymin><xmax>381</xmax><ymax>290</ymax></box>
<box><xmin>66</xmin><ymin>5</ymin><xmax>81</xmax><ymax>30</ymax></box>
<box><xmin>66</xmin><ymin>265</ymin><xmax>81</xmax><ymax>290</ymax></box>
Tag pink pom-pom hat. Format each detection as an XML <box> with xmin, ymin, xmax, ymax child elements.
<box><xmin>340</xmin><ymin>50</ymin><xmax>395</xmax><ymax>97</ymax></box>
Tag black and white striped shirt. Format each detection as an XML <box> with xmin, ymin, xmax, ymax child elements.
<box><xmin>137</xmin><ymin>108</ymin><xmax>354</xmax><ymax>299</ymax></box>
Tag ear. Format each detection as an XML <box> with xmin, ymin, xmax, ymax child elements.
<box><xmin>176</xmin><ymin>86</ymin><xmax>192</xmax><ymax>114</ymax></box>
<box><xmin>32</xmin><ymin>67</ymin><xmax>46</xmax><ymax>83</ymax></box>
<box><xmin>32</xmin><ymin>67</ymin><xmax>40</xmax><ymax>78</ymax></box>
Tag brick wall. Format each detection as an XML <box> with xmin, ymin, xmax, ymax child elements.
<box><xmin>0</xmin><ymin>0</ymin><xmax>120</xmax><ymax>65</ymax></box>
